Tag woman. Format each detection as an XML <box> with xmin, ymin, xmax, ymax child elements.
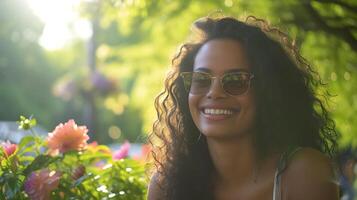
<box><xmin>148</xmin><ymin>15</ymin><xmax>339</xmax><ymax>200</ymax></box>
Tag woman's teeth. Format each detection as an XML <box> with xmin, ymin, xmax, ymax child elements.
<box><xmin>203</xmin><ymin>108</ymin><xmax>234</xmax><ymax>115</ymax></box>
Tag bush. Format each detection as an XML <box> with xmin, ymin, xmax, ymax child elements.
<box><xmin>0</xmin><ymin>116</ymin><xmax>148</xmax><ymax>200</ymax></box>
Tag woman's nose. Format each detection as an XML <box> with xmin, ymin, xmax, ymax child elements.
<box><xmin>206</xmin><ymin>78</ymin><xmax>228</xmax><ymax>99</ymax></box>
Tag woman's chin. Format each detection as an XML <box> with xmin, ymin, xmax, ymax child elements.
<box><xmin>201</xmin><ymin>130</ymin><xmax>251</xmax><ymax>141</ymax></box>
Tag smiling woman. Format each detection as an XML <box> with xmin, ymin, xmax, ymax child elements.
<box><xmin>148</xmin><ymin>15</ymin><xmax>339</xmax><ymax>200</ymax></box>
<box><xmin>188</xmin><ymin>39</ymin><xmax>256</xmax><ymax>140</ymax></box>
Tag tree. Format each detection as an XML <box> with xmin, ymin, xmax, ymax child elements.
<box><xmin>0</xmin><ymin>0</ymin><xmax>66</xmax><ymax>129</ymax></box>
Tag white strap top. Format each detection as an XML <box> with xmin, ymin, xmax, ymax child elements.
<box><xmin>273</xmin><ymin>147</ymin><xmax>303</xmax><ymax>200</ymax></box>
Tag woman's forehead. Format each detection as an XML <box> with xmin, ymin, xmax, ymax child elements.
<box><xmin>193</xmin><ymin>39</ymin><xmax>251</xmax><ymax>73</ymax></box>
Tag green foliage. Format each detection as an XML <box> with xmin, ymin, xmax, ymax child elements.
<box><xmin>0</xmin><ymin>117</ymin><xmax>148</xmax><ymax>200</ymax></box>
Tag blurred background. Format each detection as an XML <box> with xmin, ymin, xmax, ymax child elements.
<box><xmin>0</xmin><ymin>0</ymin><xmax>356</xmax><ymax>148</ymax></box>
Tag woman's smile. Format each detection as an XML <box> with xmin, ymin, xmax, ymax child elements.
<box><xmin>200</xmin><ymin>107</ymin><xmax>239</xmax><ymax>121</ymax></box>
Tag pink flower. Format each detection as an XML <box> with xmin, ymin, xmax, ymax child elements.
<box><xmin>24</xmin><ymin>169</ymin><xmax>61</xmax><ymax>200</ymax></box>
<box><xmin>1</xmin><ymin>141</ymin><xmax>17</xmax><ymax>158</ymax></box>
<box><xmin>112</xmin><ymin>141</ymin><xmax>130</xmax><ymax>160</ymax></box>
<box><xmin>47</xmin><ymin>119</ymin><xmax>89</xmax><ymax>154</ymax></box>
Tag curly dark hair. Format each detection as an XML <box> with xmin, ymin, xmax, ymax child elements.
<box><xmin>150</xmin><ymin>15</ymin><xmax>338</xmax><ymax>200</ymax></box>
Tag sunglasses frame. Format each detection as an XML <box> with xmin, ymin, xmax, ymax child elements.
<box><xmin>180</xmin><ymin>71</ymin><xmax>254</xmax><ymax>96</ymax></box>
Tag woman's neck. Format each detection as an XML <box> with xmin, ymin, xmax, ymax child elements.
<box><xmin>207</xmin><ymin>134</ymin><xmax>258</xmax><ymax>187</ymax></box>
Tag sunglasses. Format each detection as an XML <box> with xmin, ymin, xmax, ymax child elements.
<box><xmin>180</xmin><ymin>71</ymin><xmax>254</xmax><ymax>96</ymax></box>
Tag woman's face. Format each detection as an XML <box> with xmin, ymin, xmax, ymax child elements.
<box><xmin>189</xmin><ymin>39</ymin><xmax>256</xmax><ymax>139</ymax></box>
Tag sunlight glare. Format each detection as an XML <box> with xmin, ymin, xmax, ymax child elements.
<box><xmin>25</xmin><ymin>0</ymin><xmax>92</xmax><ymax>50</ymax></box>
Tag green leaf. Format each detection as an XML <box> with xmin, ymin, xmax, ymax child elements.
<box><xmin>18</xmin><ymin>155</ymin><xmax>35</xmax><ymax>164</ymax></box>
<box><xmin>80</xmin><ymin>152</ymin><xmax>111</xmax><ymax>161</ymax></box>
<box><xmin>23</xmin><ymin>155</ymin><xmax>60</xmax><ymax>176</ymax></box>
<box><xmin>30</xmin><ymin>118</ymin><xmax>37</xmax><ymax>127</ymax></box>
<box><xmin>18</xmin><ymin>135</ymin><xmax>36</xmax><ymax>150</ymax></box>
<box><xmin>2</xmin><ymin>173</ymin><xmax>22</xmax><ymax>199</ymax></box>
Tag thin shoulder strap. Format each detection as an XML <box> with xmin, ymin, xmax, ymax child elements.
<box><xmin>273</xmin><ymin>147</ymin><xmax>303</xmax><ymax>200</ymax></box>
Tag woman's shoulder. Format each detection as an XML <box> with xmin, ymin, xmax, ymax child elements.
<box><xmin>147</xmin><ymin>171</ymin><xmax>164</xmax><ymax>200</ymax></box>
<box><xmin>285</xmin><ymin>147</ymin><xmax>334</xmax><ymax>172</ymax></box>
<box><xmin>282</xmin><ymin>147</ymin><xmax>339</xmax><ymax>200</ymax></box>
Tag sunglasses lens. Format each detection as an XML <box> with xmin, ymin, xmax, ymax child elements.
<box><xmin>181</xmin><ymin>73</ymin><xmax>193</xmax><ymax>92</ymax></box>
<box><xmin>222</xmin><ymin>73</ymin><xmax>250</xmax><ymax>95</ymax></box>
<box><xmin>190</xmin><ymin>72</ymin><xmax>211</xmax><ymax>94</ymax></box>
